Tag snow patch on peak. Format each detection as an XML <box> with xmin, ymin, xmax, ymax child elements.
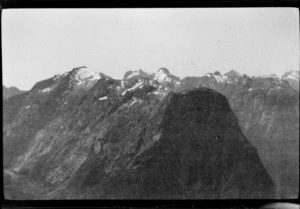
<box><xmin>62</xmin><ymin>72</ymin><xmax>69</xmax><ymax>77</ymax></box>
<box><xmin>154</xmin><ymin>69</ymin><xmax>171</xmax><ymax>82</ymax></box>
<box><xmin>122</xmin><ymin>81</ymin><xmax>144</xmax><ymax>96</ymax></box>
<box><xmin>69</xmin><ymin>66</ymin><xmax>102</xmax><ymax>86</ymax></box>
<box><xmin>286</xmin><ymin>74</ymin><xmax>298</xmax><ymax>80</ymax></box>
<box><xmin>74</xmin><ymin>67</ymin><xmax>101</xmax><ymax>80</ymax></box>
<box><xmin>290</xmin><ymin>70</ymin><xmax>299</xmax><ymax>78</ymax></box>
<box><xmin>282</xmin><ymin>70</ymin><xmax>299</xmax><ymax>80</ymax></box>
<box><xmin>99</xmin><ymin>96</ymin><xmax>108</xmax><ymax>101</ymax></box>
<box><xmin>212</xmin><ymin>73</ymin><xmax>227</xmax><ymax>83</ymax></box>
<box><xmin>42</xmin><ymin>87</ymin><xmax>52</xmax><ymax>92</ymax></box>
<box><xmin>153</xmin><ymin>68</ymin><xmax>180</xmax><ymax>89</ymax></box>
<box><xmin>130</xmin><ymin>98</ymin><xmax>138</xmax><ymax>106</ymax></box>
<box><xmin>41</xmin><ymin>87</ymin><xmax>53</xmax><ymax>92</ymax></box>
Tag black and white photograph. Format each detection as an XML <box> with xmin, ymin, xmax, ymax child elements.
<box><xmin>2</xmin><ymin>8</ymin><xmax>299</xmax><ymax>200</ymax></box>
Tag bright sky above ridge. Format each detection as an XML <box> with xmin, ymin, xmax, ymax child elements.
<box><xmin>2</xmin><ymin>8</ymin><xmax>299</xmax><ymax>90</ymax></box>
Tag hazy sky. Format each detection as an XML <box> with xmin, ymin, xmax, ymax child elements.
<box><xmin>2</xmin><ymin>8</ymin><xmax>299</xmax><ymax>90</ymax></box>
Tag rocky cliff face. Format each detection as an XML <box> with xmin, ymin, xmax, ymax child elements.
<box><xmin>4</xmin><ymin>66</ymin><xmax>294</xmax><ymax>199</ymax></box>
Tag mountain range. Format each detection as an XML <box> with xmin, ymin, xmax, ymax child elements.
<box><xmin>3</xmin><ymin>67</ymin><xmax>299</xmax><ymax>199</ymax></box>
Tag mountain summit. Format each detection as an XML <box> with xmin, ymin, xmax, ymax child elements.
<box><xmin>281</xmin><ymin>70</ymin><xmax>299</xmax><ymax>91</ymax></box>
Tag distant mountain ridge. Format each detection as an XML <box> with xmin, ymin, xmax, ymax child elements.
<box><xmin>3</xmin><ymin>66</ymin><xmax>298</xmax><ymax>199</ymax></box>
<box><xmin>3</xmin><ymin>85</ymin><xmax>24</xmax><ymax>99</ymax></box>
<box><xmin>281</xmin><ymin>70</ymin><xmax>299</xmax><ymax>91</ymax></box>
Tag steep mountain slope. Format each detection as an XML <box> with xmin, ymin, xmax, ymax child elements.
<box><xmin>3</xmin><ymin>67</ymin><xmax>275</xmax><ymax>199</ymax></box>
<box><xmin>3</xmin><ymin>67</ymin><xmax>108</xmax><ymax>168</ymax></box>
<box><xmin>177</xmin><ymin>70</ymin><xmax>299</xmax><ymax>198</ymax></box>
<box><xmin>3</xmin><ymin>85</ymin><xmax>24</xmax><ymax>99</ymax></box>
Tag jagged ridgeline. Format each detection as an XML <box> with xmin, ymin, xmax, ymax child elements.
<box><xmin>3</xmin><ymin>67</ymin><xmax>299</xmax><ymax>199</ymax></box>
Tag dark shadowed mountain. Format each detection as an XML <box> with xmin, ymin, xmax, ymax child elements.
<box><xmin>3</xmin><ymin>66</ymin><xmax>297</xmax><ymax>199</ymax></box>
<box><xmin>177</xmin><ymin>70</ymin><xmax>299</xmax><ymax>198</ymax></box>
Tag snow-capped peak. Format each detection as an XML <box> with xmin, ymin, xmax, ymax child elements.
<box><xmin>70</xmin><ymin>66</ymin><xmax>102</xmax><ymax>85</ymax></box>
<box><xmin>151</xmin><ymin>68</ymin><xmax>181</xmax><ymax>89</ymax></box>
<box><xmin>73</xmin><ymin>66</ymin><xmax>101</xmax><ymax>80</ymax></box>
<box><xmin>214</xmin><ymin>74</ymin><xmax>227</xmax><ymax>83</ymax></box>
<box><xmin>154</xmin><ymin>71</ymin><xmax>169</xmax><ymax>82</ymax></box>
<box><xmin>154</xmin><ymin>68</ymin><xmax>175</xmax><ymax>83</ymax></box>
<box><xmin>282</xmin><ymin>70</ymin><xmax>299</xmax><ymax>81</ymax></box>
<box><xmin>281</xmin><ymin>70</ymin><xmax>299</xmax><ymax>91</ymax></box>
